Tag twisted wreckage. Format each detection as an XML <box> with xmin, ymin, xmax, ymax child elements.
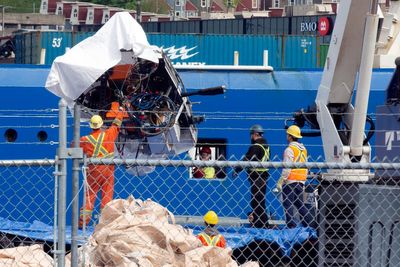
<box><xmin>45</xmin><ymin>12</ymin><xmax>223</xmax><ymax>173</ymax></box>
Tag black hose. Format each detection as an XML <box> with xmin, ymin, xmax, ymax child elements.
<box><xmin>363</xmin><ymin>115</ymin><xmax>375</xmax><ymax>145</ymax></box>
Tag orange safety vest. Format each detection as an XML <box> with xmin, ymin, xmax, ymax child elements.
<box><xmin>287</xmin><ymin>143</ymin><xmax>308</xmax><ymax>182</ymax></box>
<box><xmin>84</xmin><ymin>132</ymin><xmax>114</xmax><ymax>158</ymax></box>
<box><xmin>198</xmin><ymin>232</ymin><xmax>226</xmax><ymax>248</ymax></box>
<box><xmin>80</xmin><ymin>115</ymin><xmax>122</xmax><ymax>159</ymax></box>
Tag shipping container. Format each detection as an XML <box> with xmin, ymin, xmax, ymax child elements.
<box><xmin>142</xmin><ymin>22</ymin><xmax>159</xmax><ymax>33</ymax></box>
<box><xmin>14</xmin><ymin>31</ymin><xmax>40</xmax><ymax>64</ymax></box>
<box><xmin>40</xmin><ymin>32</ymin><xmax>73</xmax><ymax>65</ymax></box>
<box><xmin>244</xmin><ymin>17</ymin><xmax>290</xmax><ymax>35</ymax></box>
<box><xmin>15</xmin><ymin>31</ymin><xmax>72</xmax><ymax>64</ymax></box>
<box><xmin>319</xmin><ymin>44</ymin><xmax>329</xmax><ymax>68</ymax></box>
<box><xmin>74</xmin><ymin>32</ymin><xmax>95</xmax><ymax>45</ymax></box>
<box><xmin>147</xmin><ymin>34</ymin><xmax>282</xmax><ymax>67</ymax></box>
<box><xmin>282</xmin><ymin>35</ymin><xmax>318</xmax><ymax>69</ymax></box>
<box><xmin>14</xmin><ymin>31</ymin><xmax>327</xmax><ymax>69</ymax></box>
<box><xmin>159</xmin><ymin>20</ymin><xmax>201</xmax><ymax>34</ymax></box>
<box><xmin>140</xmin><ymin>15</ymin><xmax>336</xmax><ymax>35</ymax></box>
<box><xmin>289</xmin><ymin>15</ymin><xmax>336</xmax><ymax>36</ymax></box>
<box><xmin>202</xmin><ymin>19</ymin><xmax>244</xmax><ymax>34</ymax></box>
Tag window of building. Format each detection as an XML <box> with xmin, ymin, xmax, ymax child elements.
<box><xmin>57</xmin><ymin>6</ymin><xmax>62</xmax><ymax>15</ymax></box>
<box><xmin>227</xmin><ymin>0</ymin><xmax>233</xmax><ymax>7</ymax></box>
<box><xmin>201</xmin><ymin>0</ymin><xmax>207</xmax><ymax>8</ymax></box>
<box><xmin>104</xmin><ymin>14</ymin><xmax>109</xmax><ymax>22</ymax></box>
<box><xmin>73</xmin><ymin>9</ymin><xmax>78</xmax><ymax>18</ymax></box>
<box><xmin>189</xmin><ymin>138</ymin><xmax>227</xmax><ymax>180</ymax></box>
<box><xmin>252</xmin><ymin>0</ymin><xmax>258</xmax><ymax>9</ymax></box>
<box><xmin>288</xmin><ymin>0</ymin><xmax>295</xmax><ymax>6</ymax></box>
<box><xmin>176</xmin><ymin>0</ymin><xmax>181</xmax><ymax>6</ymax></box>
<box><xmin>88</xmin><ymin>11</ymin><xmax>93</xmax><ymax>21</ymax></box>
<box><xmin>175</xmin><ymin>11</ymin><xmax>180</xmax><ymax>17</ymax></box>
<box><xmin>273</xmin><ymin>0</ymin><xmax>280</xmax><ymax>8</ymax></box>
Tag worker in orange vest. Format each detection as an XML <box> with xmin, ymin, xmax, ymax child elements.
<box><xmin>79</xmin><ymin>104</ymin><xmax>125</xmax><ymax>228</ymax></box>
<box><xmin>276</xmin><ymin>125</ymin><xmax>313</xmax><ymax>228</ymax></box>
<box><xmin>197</xmin><ymin>211</ymin><xmax>226</xmax><ymax>248</ymax></box>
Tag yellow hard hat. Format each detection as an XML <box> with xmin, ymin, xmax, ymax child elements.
<box><xmin>89</xmin><ymin>115</ymin><xmax>103</xmax><ymax>129</ymax></box>
<box><xmin>204</xmin><ymin>210</ymin><xmax>219</xmax><ymax>225</ymax></box>
<box><xmin>286</xmin><ymin>125</ymin><xmax>302</xmax><ymax>138</ymax></box>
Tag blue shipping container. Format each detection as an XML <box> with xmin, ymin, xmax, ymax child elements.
<box><xmin>147</xmin><ymin>34</ymin><xmax>283</xmax><ymax>67</ymax></box>
<box><xmin>74</xmin><ymin>32</ymin><xmax>95</xmax><ymax>46</ymax></box>
<box><xmin>283</xmin><ymin>35</ymin><xmax>318</xmax><ymax>69</ymax></box>
<box><xmin>14</xmin><ymin>31</ymin><xmax>321</xmax><ymax>69</ymax></box>
<box><xmin>40</xmin><ymin>32</ymin><xmax>73</xmax><ymax>65</ymax></box>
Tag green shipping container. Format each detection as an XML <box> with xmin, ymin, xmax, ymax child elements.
<box><xmin>319</xmin><ymin>44</ymin><xmax>329</xmax><ymax>68</ymax></box>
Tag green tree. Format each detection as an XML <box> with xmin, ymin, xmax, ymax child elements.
<box><xmin>88</xmin><ymin>0</ymin><xmax>137</xmax><ymax>9</ymax></box>
<box><xmin>0</xmin><ymin>0</ymin><xmax>41</xmax><ymax>13</ymax></box>
<box><xmin>141</xmin><ymin>0</ymin><xmax>170</xmax><ymax>14</ymax></box>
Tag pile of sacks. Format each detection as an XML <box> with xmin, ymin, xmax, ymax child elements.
<box><xmin>0</xmin><ymin>196</ymin><xmax>258</xmax><ymax>267</ymax></box>
<box><xmin>80</xmin><ymin>196</ymin><xmax>258</xmax><ymax>267</ymax></box>
<box><xmin>0</xmin><ymin>244</ymin><xmax>55</xmax><ymax>266</ymax></box>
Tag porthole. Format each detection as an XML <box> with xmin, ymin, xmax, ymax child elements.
<box><xmin>37</xmin><ymin>131</ymin><xmax>48</xmax><ymax>142</ymax></box>
<box><xmin>4</xmin><ymin>129</ymin><xmax>17</xmax><ymax>142</ymax></box>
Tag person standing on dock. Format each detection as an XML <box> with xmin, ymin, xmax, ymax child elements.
<box><xmin>234</xmin><ymin>124</ymin><xmax>270</xmax><ymax>228</ymax></box>
<box><xmin>79</xmin><ymin>104</ymin><xmax>125</xmax><ymax>228</ymax></box>
<box><xmin>276</xmin><ymin>125</ymin><xmax>313</xmax><ymax>228</ymax></box>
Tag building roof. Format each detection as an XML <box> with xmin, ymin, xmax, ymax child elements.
<box><xmin>186</xmin><ymin>0</ymin><xmax>198</xmax><ymax>11</ymax></box>
<box><xmin>211</xmin><ymin>0</ymin><xmax>225</xmax><ymax>12</ymax></box>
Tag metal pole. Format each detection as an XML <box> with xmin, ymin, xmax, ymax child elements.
<box><xmin>2</xmin><ymin>6</ymin><xmax>4</xmax><ymax>37</ymax></box>
<box><xmin>173</xmin><ymin>1</ymin><xmax>176</xmax><ymax>21</ymax></box>
<box><xmin>71</xmin><ymin>104</ymin><xmax>81</xmax><ymax>267</ymax></box>
<box><xmin>349</xmin><ymin>0</ymin><xmax>379</xmax><ymax>157</ymax></box>
<box><xmin>136</xmin><ymin>0</ymin><xmax>141</xmax><ymax>23</ymax></box>
<box><xmin>57</xmin><ymin>99</ymin><xmax>67</xmax><ymax>267</ymax></box>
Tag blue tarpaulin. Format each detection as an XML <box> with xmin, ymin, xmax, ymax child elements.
<box><xmin>0</xmin><ymin>217</ymin><xmax>316</xmax><ymax>257</ymax></box>
<box><xmin>188</xmin><ymin>224</ymin><xmax>317</xmax><ymax>256</ymax></box>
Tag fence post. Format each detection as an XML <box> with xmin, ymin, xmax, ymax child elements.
<box><xmin>71</xmin><ymin>104</ymin><xmax>81</xmax><ymax>266</ymax></box>
<box><xmin>57</xmin><ymin>99</ymin><xmax>67</xmax><ymax>267</ymax></box>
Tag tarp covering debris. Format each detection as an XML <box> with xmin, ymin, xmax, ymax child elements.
<box><xmin>45</xmin><ymin>12</ymin><xmax>159</xmax><ymax>103</ymax></box>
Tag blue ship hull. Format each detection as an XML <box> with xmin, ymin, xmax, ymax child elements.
<box><xmin>0</xmin><ymin>65</ymin><xmax>394</xmax><ymax>224</ymax></box>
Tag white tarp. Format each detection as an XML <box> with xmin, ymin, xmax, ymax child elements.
<box><xmin>45</xmin><ymin>12</ymin><xmax>159</xmax><ymax>103</ymax></box>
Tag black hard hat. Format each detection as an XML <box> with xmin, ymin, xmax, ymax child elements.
<box><xmin>250</xmin><ymin>124</ymin><xmax>264</xmax><ymax>134</ymax></box>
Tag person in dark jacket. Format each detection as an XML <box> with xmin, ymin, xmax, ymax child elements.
<box><xmin>235</xmin><ymin>124</ymin><xmax>270</xmax><ymax>228</ymax></box>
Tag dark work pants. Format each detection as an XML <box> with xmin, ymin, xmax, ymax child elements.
<box><xmin>282</xmin><ymin>182</ymin><xmax>313</xmax><ymax>228</ymax></box>
<box><xmin>248</xmin><ymin>171</ymin><xmax>269</xmax><ymax>228</ymax></box>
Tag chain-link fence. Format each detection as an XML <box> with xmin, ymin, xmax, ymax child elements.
<box><xmin>0</xmin><ymin>102</ymin><xmax>399</xmax><ymax>267</ymax></box>
<box><xmin>0</xmin><ymin>155</ymin><xmax>399</xmax><ymax>266</ymax></box>
<box><xmin>0</xmin><ymin>159</ymin><xmax>57</xmax><ymax>265</ymax></box>
<box><xmin>72</xmin><ymin>158</ymin><xmax>400</xmax><ymax>267</ymax></box>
